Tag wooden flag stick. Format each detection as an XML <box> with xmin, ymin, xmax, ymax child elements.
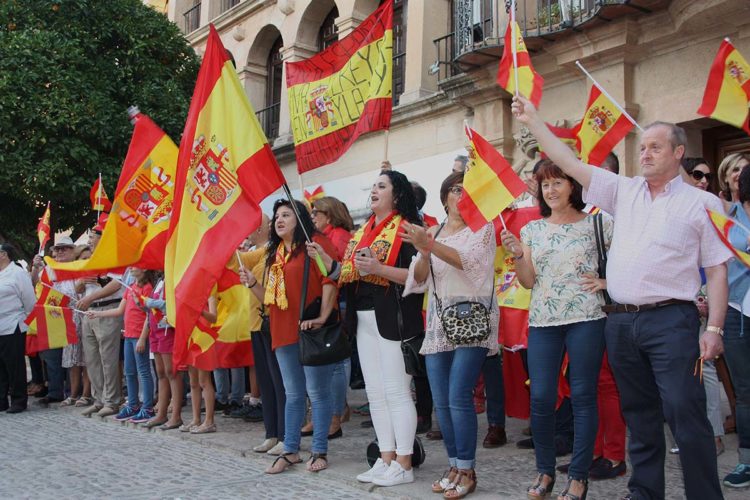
<box><xmin>96</xmin><ymin>172</ymin><xmax>102</xmax><ymax>222</ymax></box>
<box><xmin>39</xmin><ymin>281</ymin><xmax>79</xmax><ymax>303</ymax></box>
<box><xmin>575</xmin><ymin>60</ymin><xmax>644</xmax><ymax>132</ymax></box>
<box><xmin>281</xmin><ymin>183</ymin><xmax>328</xmax><ymax>276</ymax></box>
<box><xmin>383</xmin><ymin>129</ymin><xmax>390</xmax><ymax>162</ymax></box>
<box><xmin>511</xmin><ymin>0</ymin><xmax>520</xmax><ymax>98</ymax></box>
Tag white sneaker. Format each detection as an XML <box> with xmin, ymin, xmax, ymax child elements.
<box><xmin>372</xmin><ymin>460</ymin><xmax>415</xmax><ymax>487</ymax></box>
<box><xmin>356</xmin><ymin>458</ymin><xmax>389</xmax><ymax>483</ymax></box>
<box><xmin>266</xmin><ymin>441</ymin><xmax>285</xmax><ymax>455</ymax></box>
<box><xmin>253</xmin><ymin>438</ymin><xmax>278</xmax><ymax>453</ymax></box>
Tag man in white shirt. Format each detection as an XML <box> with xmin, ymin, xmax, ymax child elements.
<box><xmin>512</xmin><ymin>95</ymin><xmax>729</xmax><ymax>499</ymax></box>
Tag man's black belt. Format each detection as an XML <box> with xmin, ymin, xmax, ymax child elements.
<box><xmin>90</xmin><ymin>298</ymin><xmax>121</xmax><ymax>309</ymax></box>
<box><xmin>601</xmin><ymin>299</ymin><xmax>694</xmax><ymax>314</ymax></box>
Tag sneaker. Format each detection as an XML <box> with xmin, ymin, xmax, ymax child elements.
<box><xmin>114</xmin><ymin>405</ymin><xmax>140</xmax><ymax>421</ymax></box>
<box><xmin>253</xmin><ymin>438</ymin><xmax>278</xmax><ymax>453</ymax></box>
<box><xmin>372</xmin><ymin>460</ymin><xmax>415</xmax><ymax>487</ymax></box>
<box><xmin>242</xmin><ymin>404</ymin><xmax>264</xmax><ymax>423</ymax></box>
<box><xmin>82</xmin><ymin>405</ymin><xmax>103</xmax><ymax>417</ymax></box>
<box><xmin>266</xmin><ymin>441</ymin><xmax>285</xmax><ymax>456</ymax></box>
<box><xmin>356</xmin><ymin>458</ymin><xmax>389</xmax><ymax>483</ymax></box>
<box><xmin>723</xmin><ymin>463</ymin><xmax>750</xmax><ymax>488</ymax></box>
<box><xmin>129</xmin><ymin>407</ymin><xmax>155</xmax><ymax>423</ymax></box>
<box><xmin>222</xmin><ymin>400</ymin><xmax>241</xmax><ymax>416</ymax></box>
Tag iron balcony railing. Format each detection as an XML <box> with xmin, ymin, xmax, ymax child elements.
<box><xmin>256</xmin><ymin>102</ymin><xmax>281</xmax><ymax>141</ymax></box>
<box><xmin>183</xmin><ymin>2</ymin><xmax>201</xmax><ymax>33</ymax></box>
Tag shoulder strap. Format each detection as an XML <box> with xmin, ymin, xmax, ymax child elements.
<box><xmin>299</xmin><ymin>254</ymin><xmax>310</xmax><ymax>322</ymax></box>
<box><xmin>428</xmin><ymin>224</ymin><xmax>446</xmax><ymax>312</ymax></box>
<box><xmin>593</xmin><ymin>213</ymin><xmax>606</xmax><ymax>262</ymax></box>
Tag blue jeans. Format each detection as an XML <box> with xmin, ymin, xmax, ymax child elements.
<box><xmin>528</xmin><ymin>319</ymin><xmax>605</xmax><ymax>480</ymax></box>
<box><xmin>123</xmin><ymin>338</ymin><xmax>154</xmax><ymax>410</ymax></box>
<box><xmin>483</xmin><ymin>354</ymin><xmax>505</xmax><ymax>427</ymax></box>
<box><xmin>426</xmin><ymin>347</ymin><xmax>489</xmax><ymax>469</ymax></box>
<box><xmin>214</xmin><ymin>368</ymin><xmax>246</xmax><ymax>405</ymax></box>
<box><xmin>723</xmin><ymin>307</ymin><xmax>750</xmax><ymax>464</ymax></box>
<box><xmin>39</xmin><ymin>348</ymin><xmax>64</xmax><ymax>400</ymax></box>
<box><xmin>331</xmin><ymin>358</ymin><xmax>351</xmax><ymax>416</ymax></box>
<box><xmin>275</xmin><ymin>342</ymin><xmax>335</xmax><ymax>454</ymax></box>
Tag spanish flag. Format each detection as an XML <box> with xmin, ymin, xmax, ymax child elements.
<box><xmin>37</xmin><ymin>202</ymin><xmax>51</xmax><ymax>253</ymax></box>
<box><xmin>185</xmin><ymin>266</ymin><xmax>252</xmax><ymax>371</ymax></box>
<box><xmin>697</xmin><ymin>39</ymin><xmax>750</xmax><ymax>135</ymax></box>
<box><xmin>707</xmin><ymin>209</ymin><xmax>750</xmax><ymax>268</ymax></box>
<box><xmin>47</xmin><ymin>114</ymin><xmax>178</xmax><ymax>280</ymax></box>
<box><xmin>90</xmin><ymin>176</ymin><xmax>112</xmax><ymax>213</ymax></box>
<box><xmin>575</xmin><ymin>85</ymin><xmax>634</xmax><ymax>167</ymax></box>
<box><xmin>286</xmin><ymin>0</ymin><xmax>393</xmax><ymax>173</ymax></box>
<box><xmin>24</xmin><ymin>271</ymin><xmax>77</xmax><ymax>354</ymax></box>
<box><xmin>496</xmin><ymin>19</ymin><xmax>544</xmax><ymax>108</ymax></box>
<box><xmin>458</xmin><ymin>126</ymin><xmax>527</xmax><ymax>232</ymax></box>
<box><xmin>542</xmin><ymin>123</ymin><xmax>580</xmax><ymax>159</ymax></box>
<box><xmin>304</xmin><ymin>185</ymin><xmax>326</xmax><ymax>205</ymax></box>
<box><xmin>165</xmin><ymin>25</ymin><xmax>286</xmax><ymax>369</ymax></box>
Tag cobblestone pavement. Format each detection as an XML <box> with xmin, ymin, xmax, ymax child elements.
<box><xmin>1</xmin><ymin>390</ymin><xmax>747</xmax><ymax>499</ymax></box>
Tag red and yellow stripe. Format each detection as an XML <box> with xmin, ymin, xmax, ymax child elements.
<box><xmin>575</xmin><ymin>85</ymin><xmax>634</xmax><ymax>167</ymax></box>
<box><xmin>458</xmin><ymin>126</ymin><xmax>527</xmax><ymax>232</ymax></box>
<box><xmin>286</xmin><ymin>0</ymin><xmax>393</xmax><ymax>173</ymax></box>
<box><xmin>37</xmin><ymin>202</ymin><xmax>51</xmax><ymax>251</ymax></box>
<box><xmin>697</xmin><ymin>39</ymin><xmax>750</xmax><ymax>134</ymax></box>
<box><xmin>165</xmin><ymin>24</ymin><xmax>286</xmax><ymax>369</ymax></box>
<box><xmin>496</xmin><ymin>20</ymin><xmax>544</xmax><ymax>108</ymax></box>
<box><xmin>707</xmin><ymin>209</ymin><xmax>750</xmax><ymax>268</ymax></box>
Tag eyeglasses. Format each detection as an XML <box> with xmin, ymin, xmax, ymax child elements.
<box><xmin>448</xmin><ymin>186</ymin><xmax>464</xmax><ymax>195</ymax></box>
<box><xmin>690</xmin><ymin>170</ymin><xmax>712</xmax><ymax>182</ymax></box>
<box><xmin>311</xmin><ymin>209</ymin><xmax>327</xmax><ymax>217</ymax></box>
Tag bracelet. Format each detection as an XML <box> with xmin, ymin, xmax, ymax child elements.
<box><xmin>705</xmin><ymin>325</ymin><xmax>724</xmax><ymax>337</ymax></box>
<box><xmin>247</xmin><ymin>279</ymin><xmax>258</xmax><ymax>288</ymax></box>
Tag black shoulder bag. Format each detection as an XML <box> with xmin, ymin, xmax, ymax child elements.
<box><xmin>593</xmin><ymin>213</ymin><xmax>612</xmax><ymax>305</ymax></box>
<box><xmin>429</xmin><ymin>224</ymin><xmax>491</xmax><ymax>345</ymax></box>
<box><xmin>298</xmin><ymin>255</ymin><xmax>351</xmax><ymax>366</ymax></box>
<box><xmin>394</xmin><ymin>249</ymin><xmax>426</xmax><ymax>378</ymax></box>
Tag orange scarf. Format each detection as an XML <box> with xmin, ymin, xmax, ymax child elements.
<box><xmin>263</xmin><ymin>243</ymin><xmax>294</xmax><ymax>310</ymax></box>
<box><xmin>339</xmin><ymin>211</ymin><xmax>404</xmax><ymax>287</ymax></box>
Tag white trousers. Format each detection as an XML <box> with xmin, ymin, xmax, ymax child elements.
<box><xmin>357</xmin><ymin>310</ymin><xmax>417</xmax><ymax>455</ymax></box>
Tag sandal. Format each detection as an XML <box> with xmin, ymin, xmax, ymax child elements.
<box><xmin>160</xmin><ymin>420</ymin><xmax>183</xmax><ymax>431</ymax></box>
<box><xmin>306</xmin><ymin>453</ymin><xmax>328</xmax><ymax>472</ymax></box>
<box><xmin>265</xmin><ymin>452</ymin><xmax>302</xmax><ymax>474</ymax></box>
<box><xmin>143</xmin><ymin>418</ymin><xmax>168</xmax><ymax>429</ymax></box>
<box><xmin>59</xmin><ymin>397</ymin><xmax>77</xmax><ymax>407</ymax></box>
<box><xmin>433</xmin><ymin>467</ymin><xmax>459</xmax><ymax>493</ymax></box>
<box><xmin>557</xmin><ymin>478</ymin><xmax>588</xmax><ymax>500</ymax></box>
<box><xmin>75</xmin><ymin>397</ymin><xmax>94</xmax><ymax>407</ymax></box>
<box><xmin>528</xmin><ymin>474</ymin><xmax>555</xmax><ymax>499</ymax></box>
<box><xmin>190</xmin><ymin>423</ymin><xmax>216</xmax><ymax>434</ymax></box>
<box><xmin>444</xmin><ymin>469</ymin><xmax>476</xmax><ymax>499</ymax></box>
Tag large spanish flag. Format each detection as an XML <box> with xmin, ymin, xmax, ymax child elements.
<box><xmin>165</xmin><ymin>25</ymin><xmax>286</xmax><ymax>369</ymax></box>
<box><xmin>37</xmin><ymin>202</ymin><xmax>51</xmax><ymax>253</ymax></box>
<box><xmin>575</xmin><ymin>85</ymin><xmax>634</xmax><ymax>167</ymax></box>
<box><xmin>47</xmin><ymin>114</ymin><xmax>178</xmax><ymax>280</ymax></box>
<box><xmin>496</xmin><ymin>19</ymin><xmax>544</xmax><ymax>108</ymax></box>
<box><xmin>184</xmin><ymin>266</ymin><xmax>252</xmax><ymax>371</ymax></box>
<box><xmin>697</xmin><ymin>39</ymin><xmax>750</xmax><ymax>135</ymax></box>
<box><xmin>286</xmin><ymin>0</ymin><xmax>393</xmax><ymax>173</ymax></box>
<box><xmin>90</xmin><ymin>176</ymin><xmax>112</xmax><ymax>213</ymax></box>
<box><xmin>458</xmin><ymin>126</ymin><xmax>527</xmax><ymax>232</ymax></box>
<box><xmin>707</xmin><ymin>209</ymin><xmax>750</xmax><ymax>268</ymax></box>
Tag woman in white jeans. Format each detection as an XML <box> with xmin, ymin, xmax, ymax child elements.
<box><xmin>339</xmin><ymin>169</ymin><xmax>425</xmax><ymax>487</ymax></box>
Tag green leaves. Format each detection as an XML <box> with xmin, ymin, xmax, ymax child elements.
<box><xmin>0</xmin><ymin>0</ymin><xmax>199</xmax><ymax>255</ymax></box>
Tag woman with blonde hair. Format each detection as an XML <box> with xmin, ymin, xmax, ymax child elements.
<box><xmin>717</xmin><ymin>152</ymin><xmax>750</xmax><ymax>206</ymax></box>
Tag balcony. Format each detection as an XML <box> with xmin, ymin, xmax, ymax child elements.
<box><xmin>434</xmin><ymin>0</ymin><xmax>671</xmax><ymax>77</ymax></box>
<box><xmin>183</xmin><ymin>2</ymin><xmax>201</xmax><ymax>33</ymax></box>
<box><xmin>256</xmin><ymin>102</ymin><xmax>280</xmax><ymax>141</ymax></box>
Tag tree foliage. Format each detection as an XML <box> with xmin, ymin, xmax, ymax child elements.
<box><xmin>0</xmin><ymin>0</ymin><xmax>199</xmax><ymax>255</ymax></box>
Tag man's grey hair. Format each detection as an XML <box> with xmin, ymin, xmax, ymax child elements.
<box><xmin>644</xmin><ymin>121</ymin><xmax>687</xmax><ymax>151</ymax></box>
<box><xmin>454</xmin><ymin>155</ymin><xmax>469</xmax><ymax>167</ymax></box>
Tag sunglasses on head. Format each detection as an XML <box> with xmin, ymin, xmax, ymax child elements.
<box><xmin>691</xmin><ymin>170</ymin><xmax>712</xmax><ymax>182</ymax></box>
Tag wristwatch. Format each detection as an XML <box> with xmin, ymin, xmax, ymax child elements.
<box><xmin>705</xmin><ymin>326</ymin><xmax>724</xmax><ymax>337</ymax></box>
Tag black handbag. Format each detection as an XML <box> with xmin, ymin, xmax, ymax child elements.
<box><xmin>428</xmin><ymin>224</ymin><xmax>492</xmax><ymax>345</ymax></box>
<box><xmin>298</xmin><ymin>255</ymin><xmax>351</xmax><ymax>366</ymax></box>
<box><xmin>394</xmin><ymin>249</ymin><xmax>426</xmax><ymax>378</ymax></box>
<box><xmin>593</xmin><ymin>213</ymin><xmax>612</xmax><ymax>305</ymax></box>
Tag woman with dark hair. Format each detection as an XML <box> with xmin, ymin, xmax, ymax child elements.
<box><xmin>500</xmin><ymin>160</ymin><xmax>612</xmax><ymax>500</ymax></box>
<box><xmin>243</xmin><ymin>198</ymin><xmax>339</xmax><ymax>474</ymax></box>
<box><xmin>0</xmin><ymin>243</ymin><xmax>36</xmax><ymax>413</ymax></box>
<box><xmin>401</xmin><ymin>171</ymin><xmax>499</xmax><ymax>498</ymax></box>
<box><xmin>718</xmin><ymin>166</ymin><xmax>750</xmax><ymax>488</ymax></box>
<box><xmin>340</xmin><ymin>169</ymin><xmax>425</xmax><ymax>487</ymax></box>
<box><xmin>682</xmin><ymin>157</ymin><xmax>713</xmax><ymax>193</ymax></box>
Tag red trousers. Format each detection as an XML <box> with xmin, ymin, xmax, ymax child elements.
<box><xmin>594</xmin><ymin>353</ymin><xmax>626</xmax><ymax>461</ymax></box>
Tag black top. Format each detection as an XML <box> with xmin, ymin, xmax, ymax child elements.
<box><xmin>342</xmin><ymin>244</ymin><xmax>425</xmax><ymax>342</ymax></box>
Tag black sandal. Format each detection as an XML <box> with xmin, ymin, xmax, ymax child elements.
<box><xmin>265</xmin><ymin>452</ymin><xmax>301</xmax><ymax>474</ymax></box>
<box><xmin>557</xmin><ymin>477</ymin><xmax>588</xmax><ymax>500</ymax></box>
<box><xmin>306</xmin><ymin>453</ymin><xmax>328</xmax><ymax>472</ymax></box>
<box><xmin>527</xmin><ymin>473</ymin><xmax>555</xmax><ymax>499</ymax></box>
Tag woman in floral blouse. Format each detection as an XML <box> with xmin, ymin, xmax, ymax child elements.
<box><xmin>501</xmin><ymin>160</ymin><xmax>612</xmax><ymax>500</ymax></box>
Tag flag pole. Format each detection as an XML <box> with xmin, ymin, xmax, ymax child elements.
<box><xmin>510</xmin><ymin>0</ymin><xmax>520</xmax><ymax>98</ymax></box>
<box><xmin>96</xmin><ymin>172</ymin><xmax>102</xmax><ymax>222</ymax></box>
<box><xmin>280</xmin><ymin>183</ymin><xmax>328</xmax><ymax>276</ymax></box>
<box><xmin>39</xmin><ymin>281</ymin><xmax>79</xmax><ymax>303</ymax></box>
<box><xmin>575</xmin><ymin>60</ymin><xmax>644</xmax><ymax>132</ymax></box>
<box><xmin>384</xmin><ymin>129</ymin><xmax>390</xmax><ymax>162</ymax></box>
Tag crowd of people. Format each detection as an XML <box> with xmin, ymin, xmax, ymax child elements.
<box><xmin>1</xmin><ymin>97</ymin><xmax>750</xmax><ymax>498</ymax></box>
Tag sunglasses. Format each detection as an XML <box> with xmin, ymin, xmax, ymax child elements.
<box><xmin>311</xmin><ymin>209</ymin><xmax>327</xmax><ymax>217</ymax></box>
<box><xmin>691</xmin><ymin>170</ymin><xmax>712</xmax><ymax>182</ymax></box>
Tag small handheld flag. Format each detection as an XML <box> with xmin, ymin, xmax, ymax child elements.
<box><xmin>90</xmin><ymin>175</ymin><xmax>112</xmax><ymax>213</ymax></box>
<box><xmin>36</xmin><ymin>202</ymin><xmax>51</xmax><ymax>255</ymax></box>
<box><xmin>697</xmin><ymin>39</ymin><xmax>750</xmax><ymax>135</ymax></box>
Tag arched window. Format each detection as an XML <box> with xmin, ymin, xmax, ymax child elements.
<box><xmin>262</xmin><ymin>36</ymin><xmax>283</xmax><ymax>139</ymax></box>
<box><xmin>318</xmin><ymin>7</ymin><xmax>340</xmax><ymax>51</ymax></box>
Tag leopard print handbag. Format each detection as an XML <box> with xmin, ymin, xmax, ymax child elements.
<box><xmin>428</xmin><ymin>224</ymin><xmax>492</xmax><ymax>345</ymax></box>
